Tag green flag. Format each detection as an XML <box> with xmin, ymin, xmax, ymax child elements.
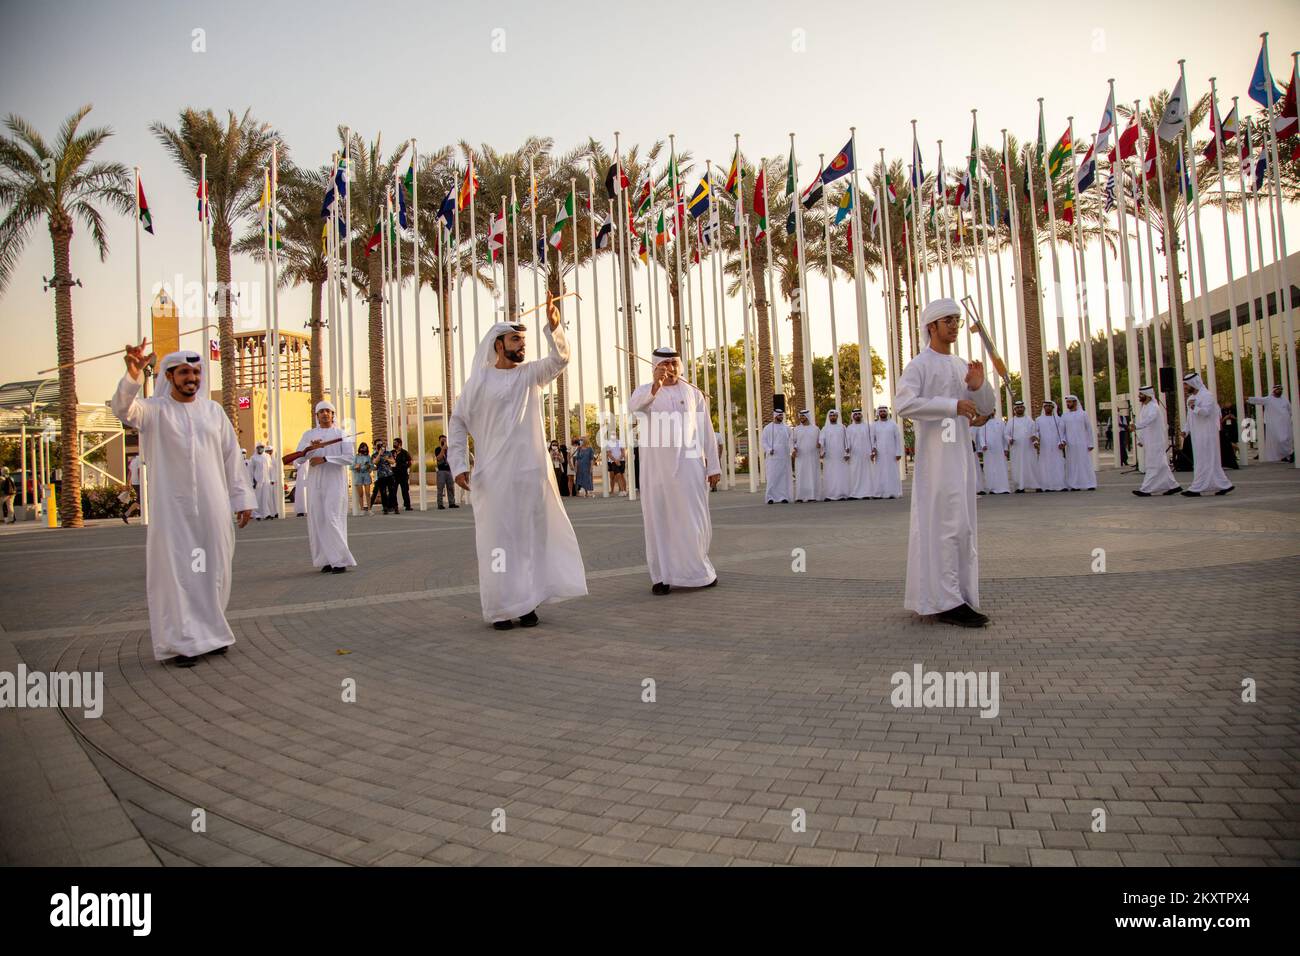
<box><xmin>548</xmin><ymin>190</ymin><xmax>574</xmax><ymax>248</ymax></box>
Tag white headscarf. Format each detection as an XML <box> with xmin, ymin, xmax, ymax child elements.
<box><xmin>159</xmin><ymin>350</ymin><xmax>203</xmax><ymax>376</ymax></box>
<box><xmin>1183</xmin><ymin>372</ymin><xmax>1206</xmax><ymax>393</ymax></box>
<box><xmin>921</xmin><ymin>298</ymin><xmax>961</xmax><ymax>328</ymax></box>
<box><xmin>315</xmin><ymin>400</ymin><xmax>335</xmax><ymax>414</ymax></box>
<box><xmin>822</xmin><ymin>408</ymin><xmax>842</xmax><ymax>428</ymax></box>
<box><xmin>460</xmin><ymin>320</ymin><xmax>527</xmax><ymax>409</ymax></box>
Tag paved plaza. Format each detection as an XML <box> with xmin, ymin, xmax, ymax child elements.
<box><xmin>1</xmin><ymin>463</ymin><xmax>1298</xmax><ymax>867</ymax></box>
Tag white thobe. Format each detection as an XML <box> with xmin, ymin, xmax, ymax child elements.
<box><xmin>979</xmin><ymin>417</ymin><xmax>1011</xmax><ymax>493</ymax></box>
<box><xmin>1135</xmin><ymin>402</ymin><xmax>1180</xmax><ymax>494</ymax></box>
<box><xmin>293</xmin><ymin>461</ymin><xmax>308</xmax><ymax>515</ymax></box>
<box><xmin>296</xmin><ymin>428</ymin><xmax>355</xmax><ymax>568</ymax></box>
<box><xmin>1183</xmin><ymin>388</ymin><xmax>1233</xmax><ymax>493</ymax></box>
<box><xmin>110</xmin><ymin>373</ymin><xmax>256</xmax><ymax>661</ymax></box>
<box><xmin>846</xmin><ymin>422</ymin><xmax>874</xmax><ymax>498</ymax></box>
<box><xmin>1061</xmin><ymin>410</ymin><xmax>1097</xmax><ymax>489</ymax></box>
<box><xmin>760</xmin><ymin>423</ymin><xmax>793</xmax><ymax>503</ymax></box>
<box><xmin>629</xmin><ymin>378</ymin><xmax>722</xmax><ymax>587</ymax></box>
<box><xmin>449</xmin><ymin>324</ymin><xmax>587</xmax><ymax>621</ymax></box>
<box><xmin>896</xmin><ymin>348</ymin><xmax>995</xmax><ymax>615</ymax></box>
<box><xmin>1247</xmin><ymin>395</ymin><xmax>1294</xmax><ymax>461</ymax></box>
<box><xmin>1033</xmin><ymin>415</ymin><xmax>1067</xmax><ymax>491</ymax></box>
<box><xmin>250</xmin><ymin>452</ymin><xmax>277</xmax><ymax>517</ymax></box>
<box><xmin>872</xmin><ymin>419</ymin><xmax>904</xmax><ymax>498</ymax></box>
<box><xmin>1007</xmin><ymin>416</ymin><xmax>1039</xmax><ymax>490</ymax></box>
<box><xmin>819</xmin><ymin>422</ymin><xmax>852</xmax><ymax>500</ymax></box>
<box><xmin>244</xmin><ymin>458</ymin><xmax>261</xmax><ymax>518</ymax></box>
<box><xmin>792</xmin><ymin>424</ymin><xmax>821</xmax><ymax>501</ymax></box>
<box><xmin>972</xmin><ymin>432</ymin><xmax>987</xmax><ymax>494</ymax></box>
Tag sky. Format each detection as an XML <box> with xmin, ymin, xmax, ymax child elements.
<box><xmin>2</xmin><ymin>0</ymin><xmax>1299</xmax><ymax>416</ymax></box>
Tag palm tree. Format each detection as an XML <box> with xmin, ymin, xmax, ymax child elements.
<box><xmin>234</xmin><ymin>161</ymin><xmax>330</xmax><ymax>407</ymax></box>
<box><xmin>0</xmin><ymin>105</ymin><xmax>131</xmax><ymax>527</ymax></box>
<box><xmin>152</xmin><ymin>108</ymin><xmax>279</xmax><ymax>424</ymax></box>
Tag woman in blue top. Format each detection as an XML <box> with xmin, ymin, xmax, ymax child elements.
<box><xmin>352</xmin><ymin>442</ymin><xmax>374</xmax><ymax>512</ymax></box>
<box><xmin>572</xmin><ymin>437</ymin><xmax>596</xmax><ymax>497</ymax></box>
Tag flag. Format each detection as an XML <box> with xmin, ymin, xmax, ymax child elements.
<box><xmin>1096</xmin><ymin>88</ymin><xmax>1117</xmax><ymax>155</ymax></box>
<box><xmin>687</xmin><ymin>178</ymin><xmax>711</xmax><ymax>219</ymax></box>
<box><xmin>1076</xmin><ymin>143</ymin><xmax>1097</xmax><ymax>192</ymax></box>
<box><xmin>335</xmin><ymin>159</ymin><xmax>348</xmax><ymax>200</ymax></box>
<box><xmin>954</xmin><ymin>170</ymin><xmax>970</xmax><ymax>208</ymax></box>
<box><xmin>752</xmin><ymin>167</ymin><xmax>768</xmax><ymax>239</ymax></box>
<box><xmin>604</xmin><ymin>162</ymin><xmax>628</xmax><ymax>199</ymax></box>
<box><xmin>137</xmin><ymin>176</ymin><xmax>153</xmax><ymax>234</ymax></box>
<box><xmin>1158</xmin><ymin>75</ymin><xmax>1187</xmax><ymax>142</ymax></box>
<box><xmin>457</xmin><ymin>156</ymin><xmax>479</xmax><ymax>210</ymax></box>
<box><xmin>869</xmin><ymin>200</ymin><xmax>880</xmax><ymax>239</ymax></box>
<box><xmin>321</xmin><ymin>221</ymin><xmax>329</xmax><ymax>255</ymax></box>
<box><xmin>801</xmin><ymin>168</ymin><xmax>824</xmax><ymax>208</ymax></box>
<box><xmin>723</xmin><ymin>146</ymin><xmax>741</xmax><ymax>196</ymax></box>
<box><xmin>1061</xmin><ymin>181</ymin><xmax>1075</xmax><ymax>225</ymax></box>
<box><xmin>265</xmin><ymin>207</ymin><xmax>283</xmax><ymax>250</ymax></box>
<box><xmin>1175</xmin><ymin>152</ymin><xmax>1192</xmax><ymax>199</ymax></box>
<box><xmin>885</xmin><ymin>173</ymin><xmax>897</xmax><ymax>203</ymax></box>
<box><xmin>396</xmin><ymin>179</ymin><xmax>410</xmax><ymax>230</ymax></box>
<box><xmin>548</xmin><ymin>190</ymin><xmax>574</xmax><ymax>248</ymax></box>
<box><xmin>910</xmin><ymin>139</ymin><xmax>925</xmax><ymax>191</ymax></box>
<box><xmin>633</xmin><ymin>174</ymin><xmax>653</xmax><ymax>216</ymax></box>
<box><xmin>1104</xmin><ymin>173</ymin><xmax>1116</xmax><ymax>211</ymax></box>
<box><xmin>365</xmin><ymin>219</ymin><xmax>382</xmax><ymax>257</ymax></box>
<box><xmin>1108</xmin><ymin>117</ymin><xmax>1139</xmax><ymax>164</ymax></box>
<box><xmin>196</xmin><ymin>180</ymin><xmax>208</xmax><ymax>221</ymax></box>
<box><xmin>437</xmin><ymin>191</ymin><xmax>455</xmax><ymax>234</ymax></box>
<box><xmin>1047</xmin><ymin>128</ymin><xmax>1072</xmax><ymax>177</ymax></box>
<box><xmin>701</xmin><ymin>215</ymin><xmax>716</xmax><ymax>250</ymax></box>
<box><xmin>784</xmin><ymin>143</ymin><xmax>797</xmax><ymax>199</ymax></box>
<box><xmin>1276</xmin><ymin>63</ymin><xmax>1298</xmax><ymax>138</ymax></box>
<box><xmin>822</xmin><ymin>140</ymin><xmax>855</xmax><ymax>185</ymax></box>
<box><xmin>936</xmin><ymin>161</ymin><xmax>948</xmax><ymax>206</ymax></box>
<box><xmin>1249</xmin><ymin>42</ymin><xmax>1284</xmax><ymax>107</ymax></box>
<box><xmin>595</xmin><ymin>217</ymin><xmax>612</xmax><ymax>250</ymax></box>
<box><xmin>1204</xmin><ymin>102</ymin><xmax>1239</xmax><ymax>164</ymax></box>
<box><xmin>637</xmin><ymin>233</ymin><xmax>648</xmax><ymax>264</ymax></box>
<box><xmin>488</xmin><ymin>213</ymin><xmax>505</xmax><ymax>262</ymax></box>
<box><xmin>1141</xmin><ymin>130</ymin><xmax>1157</xmax><ymax>180</ymax></box>
<box><xmin>1252</xmin><ymin>148</ymin><xmax>1268</xmax><ymax>192</ymax></box>
<box><xmin>403</xmin><ymin>160</ymin><xmax>414</xmax><ymax>203</ymax></box>
<box><xmin>536</xmin><ymin>234</ymin><xmax>547</xmax><ymax>265</ymax></box>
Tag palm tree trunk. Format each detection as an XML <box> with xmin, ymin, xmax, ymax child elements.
<box><xmin>51</xmin><ymin>224</ymin><xmax>82</xmax><ymax>528</ymax></box>
<box><xmin>751</xmin><ymin>243</ymin><xmax>775</xmax><ymax>423</ymax></box>
<box><xmin>309</xmin><ymin>278</ymin><xmax>324</xmax><ymax>408</ymax></box>
<box><xmin>441</xmin><ymin>275</ymin><xmax>455</xmax><ymax>419</ymax></box>
<box><xmin>547</xmin><ymin>267</ymin><xmax>568</xmax><ymax>436</ymax></box>
<box><xmin>506</xmin><ymin>239</ymin><xmax>520</xmax><ymax>318</ymax></box>
<box><xmin>789</xmin><ymin>306</ymin><xmax>806</xmax><ymax>413</ymax></box>
<box><xmin>1164</xmin><ymin>234</ymin><xmax>1186</xmax><ymax>435</ymax></box>
<box><xmin>1018</xmin><ymin>235</ymin><xmax>1046</xmax><ymax>415</ymax></box>
<box><xmin>213</xmin><ymin>225</ymin><xmax>238</xmax><ymax>425</ymax></box>
<box><xmin>668</xmin><ymin>277</ymin><xmax>684</xmax><ymax>356</ymax></box>
<box><xmin>368</xmin><ymin>251</ymin><xmax>388</xmax><ymax>449</ymax></box>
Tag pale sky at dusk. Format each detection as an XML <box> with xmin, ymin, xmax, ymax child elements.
<box><xmin>2</xmin><ymin>0</ymin><xmax>1299</xmax><ymax>408</ymax></box>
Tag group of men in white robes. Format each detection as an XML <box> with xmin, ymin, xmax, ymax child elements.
<box><xmin>764</xmin><ymin>407</ymin><xmax>903</xmax><ymax>503</ymax></box>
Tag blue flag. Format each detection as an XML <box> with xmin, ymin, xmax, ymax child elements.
<box><xmin>396</xmin><ymin>181</ymin><xmax>410</xmax><ymax>230</ymax></box>
<box><xmin>437</xmin><ymin>191</ymin><xmax>455</xmax><ymax>233</ymax></box>
<box><xmin>1249</xmin><ymin>44</ymin><xmax>1284</xmax><ymax>108</ymax></box>
<box><xmin>821</xmin><ymin>140</ymin><xmax>855</xmax><ymax>185</ymax></box>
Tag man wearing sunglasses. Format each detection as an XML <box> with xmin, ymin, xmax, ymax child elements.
<box><xmin>111</xmin><ymin>342</ymin><xmax>255</xmax><ymax>666</ymax></box>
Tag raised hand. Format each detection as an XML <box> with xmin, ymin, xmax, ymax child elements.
<box><xmin>964</xmin><ymin>360</ymin><xmax>985</xmax><ymax>391</ymax></box>
<box><xmin>123</xmin><ymin>340</ymin><xmax>155</xmax><ymax>380</ymax></box>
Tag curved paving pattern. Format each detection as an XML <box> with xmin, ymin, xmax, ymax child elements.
<box><xmin>2</xmin><ymin>465</ymin><xmax>1298</xmax><ymax>866</ymax></box>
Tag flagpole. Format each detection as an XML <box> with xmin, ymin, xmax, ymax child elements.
<box><xmin>849</xmin><ymin>128</ymin><xmax>875</xmax><ymax>418</ymax></box>
<box><xmin>260</xmin><ymin>169</ymin><xmax>273</xmax><ymax>432</ymax></box>
<box><xmin>198</xmin><ymin>153</ymin><xmax>211</xmax><ymax>398</ymax></box>
<box><xmin>902</xmin><ymin>165</ymin><xmax>920</xmax><ymax>371</ymax></box>
<box><xmin>1148</xmin><ymin>103</ymin><xmax>1187</xmax><ymax>434</ymax></box>
<box><xmin>453</xmin><ymin>184</ymin><xmax>466</xmax><ymax>398</ymax></box>
<box><xmin>1178</xmin><ymin>130</ymin><xmax>1203</xmax><ymax>400</ymax></box>
<box><xmin>1247</xmin><ymin>123</ymin><xmax>1276</xmax><ymax>399</ymax></box>
<box><xmin>936</xmin><ymin>140</ymin><xmax>951</xmax><ymax>303</ymax></box>
<box><xmin>395</xmin><ymin>173</ymin><xmax>411</xmax><ymax>461</ymax></box>
<box><xmin>682</xmin><ymin>188</ymin><xmax>698</xmax><ymax>388</ymax></box>
<box><xmin>1171</xmin><ymin>63</ymin><xmax>1214</xmax><ymax>400</ymax></box>
<box><xmin>1002</xmin><ymin>131</ymin><xmax>1031</xmax><ymax>404</ymax></box>
<box><xmin>569</xmin><ymin>178</ymin><xmax>586</xmax><ymax>450</ymax></box>
<box><xmin>326</xmin><ymin>153</ymin><xmax>339</xmax><ymax>414</ymax></box>
<box><xmin>938</xmin><ymin>151</ymin><xmax>960</xmax><ymax>356</ymax></box>
<box><xmin>1260</xmin><ymin>39</ymin><xmax>1300</xmax><ymax>465</ymax></box>
<box><xmin>875</xmin><ymin>172</ymin><xmax>900</xmax><ymax>405</ymax></box>
<box><xmin>343</xmin><ymin>134</ymin><xmax>359</xmax><ymax>513</ymax></box>
<box><xmin>133</xmin><ymin>167</ymin><xmax>150</xmax><ymax>525</ymax></box>
<box><xmin>693</xmin><ymin>211</ymin><xmax>710</xmax><ymax>420</ymax></box>
<box><xmin>1136</xmin><ymin>108</ymin><xmax>1167</xmax><ymax>386</ymax></box>
<box><xmin>1063</xmin><ymin>115</ymin><xmax>1098</xmax><ymax>461</ymax></box>
<box><xmin>587</xmin><ymin>164</ymin><xmax>608</xmax><ymax>496</ymax></box>
<box><xmin>1093</xmin><ymin>131</ymin><xmax>1121</xmax><ymax>465</ymax></box>
<box><xmin>436</xmin><ymin>204</ymin><xmax>450</xmax><ymax>462</ymax></box>
<box><xmin>383</xmin><ymin>188</ymin><xmax>395</xmax><ymax>445</ymax></box>
<box><xmin>1037</xmin><ymin>100</ymin><xmax>1071</xmax><ymax>406</ymax></box>
<box><xmin>269</xmin><ymin>144</ymin><xmax>285</xmax><ymax>515</ymax></box>
<box><xmin>410</xmin><ymin>142</ymin><xmax>426</xmax><ymax>507</ymax></box>
<box><xmin>1235</xmin><ymin>102</ymin><xmax>1266</xmax><ymax>453</ymax></box>
<box><xmin>814</xmin><ymin>151</ymin><xmax>843</xmax><ymax>417</ymax></box>
<box><xmin>974</xmin><ymin>111</ymin><xmax>1007</xmax><ymax>419</ymax></box>
<box><xmin>707</xmin><ymin>160</ymin><xmax>735</xmax><ymax>489</ymax></box>
<box><xmin>969</xmin><ymin>146</ymin><xmax>991</xmax><ymax>392</ymax></box>
<box><xmin>736</xmin><ymin>134</ymin><xmax>758</xmax><ymax>493</ymax></box>
<box><xmin>669</xmin><ymin>134</ymin><xmax>685</xmax><ymax>370</ymax></box>
<box><xmin>790</xmin><ymin>134</ymin><xmax>815</xmax><ymax>418</ymax></box>
<box><xmin>879</xmin><ymin>148</ymin><xmax>905</xmax><ymax>373</ymax></box>
<box><xmin>908</xmin><ymin>163</ymin><xmax>928</xmax><ymax>359</ymax></box>
<box><xmin>911</xmin><ymin>121</ymin><xmax>932</xmax><ymax>307</ymax></box>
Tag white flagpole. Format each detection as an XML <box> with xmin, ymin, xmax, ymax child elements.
<box><xmin>1179</xmin><ymin>130</ymin><xmax>1203</xmax><ymax>395</ymax></box>
<box><xmin>707</xmin><ymin>160</ymin><xmax>735</xmax><ymax>489</ymax></box>
<box><xmin>394</xmin><ymin>172</ymin><xmax>409</xmax><ymax>460</ymax></box>
<box><xmin>1235</xmin><ymin>103</ymin><xmax>1266</xmax><ymax>451</ymax></box>
<box><xmin>736</xmin><ymin>134</ymin><xmax>758</xmax><ymax>493</ymax></box>
<box><xmin>1093</xmin><ymin>135</ymin><xmax>1121</xmax><ymax>465</ymax></box>
<box><xmin>383</xmin><ymin>189</ymin><xmax>396</xmax><ymax>445</ymax></box>
<box><xmin>343</xmin><ymin>133</ymin><xmax>359</xmax><ymax>514</ymax></box>
<box><xmin>1023</xmin><ymin>144</ymin><xmax>1050</xmax><ymax>409</ymax></box>
<box><xmin>1002</xmin><ymin>131</ymin><xmax>1032</xmax><ymax>404</ymax></box>
<box><xmin>902</xmin><ymin>165</ymin><xmax>920</xmax><ymax>367</ymax></box>
<box><xmin>790</xmin><ymin>134</ymin><xmax>815</xmax><ymax>417</ymax></box>
<box><xmin>849</xmin><ymin>129</ymin><xmax>875</xmax><ymax>417</ymax></box>
<box><xmin>911</xmin><ymin>121</ymin><xmax>932</xmax><ymax>307</ymax></box>
<box><xmin>454</xmin><ymin>187</ymin><xmax>466</xmax><ymax>396</ymax></box>
<box><xmin>1038</xmin><ymin>100</ymin><xmax>1071</xmax><ymax>404</ymax></box>
<box><xmin>669</xmin><ymin>134</ymin><xmax>686</xmax><ymax>370</ymax></box>
<box><xmin>818</xmin><ymin>152</ymin><xmax>843</xmax><ymax>416</ymax></box>
<box><xmin>876</xmin><ymin>172</ymin><xmax>901</xmax><ymax>406</ymax></box>
<box><xmin>974</xmin><ymin>111</ymin><xmax>1007</xmax><ymax>419</ymax></box>
<box><xmin>411</xmin><ymin>141</ymin><xmax>426</xmax><ymax>507</ymax></box>
<box><xmin>510</xmin><ymin>176</ymin><xmax>521</xmax><ymax>320</ymax></box>
<box><xmin>436</xmin><ymin>209</ymin><xmax>450</xmax><ymax>457</ymax></box>
<box><xmin>879</xmin><ymin>148</ymin><xmax>905</xmax><ymax>373</ymax></box>
<box><xmin>199</xmin><ymin>153</ymin><xmax>211</xmax><ymax>399</ymax></box>
<box><xmin>1136</xmin><ymin>110</ymin><xmax>1166</xmax><ymax>385</ymax></box>
<box><xmin>1246</xmin><ymin>122</ymin><xmax>1276</xmax><ymax>399</ymax></box>
<box><xmin>467</xmin><ymin>150</ymin><xmax>481</xmax><ymax>357</ymax></box>
<box><xmin>937</xmin><ymin>140</ymin><xmax>952</xmax><ymax>303</ymax></box>
<box><xmin>1063</xmin><ymin>116</ymin><xmax>1098</xmax><ymax>460</ymax></box>
<box><xmin>588</xmin><ymin>164</ymin><xmax>608</xmax><ymax>496</ymax></box>
<box><xmin>570</xmin><ymin>179</ymin><xmax>586</xmax><ymax>449</ymax></box>
<box><xmin>270</xmin><ymin>145</ymin><xmax>285</xmax><ymax>515</ymax></box>
<box><xmin>969</xmin><ymin>145</ymin><xmax>991</xmax><ymax>390</ymax></box>
<box><xmin>683</xmin><ymin>189</ymin><xmax>698</xmax><ymax>387</ymax></box>
<box><xmin>758</xmin><ymin>158</ymin><xmax>784</xmax><ymax>420</ymax></box>
<box><xmin>1113</xmin><ymin>110</ymin><xmax>1143</xmax><ymax>447</ymax></box>
<box><xmin>1148</xmin><ymin>103</ymin><xmax>1187</xmax><ymax>428</ymax></box>
<box><xmin>326</xmin><ymin>153</ymin><xmax>339</xmax><ymax>414</ymax></box>
<box><xmin>133</xmin><ymin>167</ymin><xmax>150</xmax><ymax>524</ymax></box>
<box><xmin>693</xmin><ymin>209</ymin><xmax>711</xmax><ymax>415</ymax></box>
<box><xmin>1209</xmin><ymin>77</ymin><xmax>1248</xmax><ymax>467</ymax></box>
<box><xmin>1178</xmin><ymin>60</ymin><xmax>1217</xmax><ymax>398</ymax></box>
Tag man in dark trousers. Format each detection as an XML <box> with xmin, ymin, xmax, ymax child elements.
<box><xmin>392</xmin><ymin>438</ymin><xmax>413</xmax><ymax>511</ymax></box>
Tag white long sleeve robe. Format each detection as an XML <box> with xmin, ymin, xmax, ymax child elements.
<box><xmin>110</xmin><ymin>373</ymin><xmax>256</xmax><ymax>661</ymax></box>
<box><xmin>1247</xmin><ymin>395</ymin><xmax>1294</xmax><ymax>461</ymax></box>
<box><xmin>792</xmin><ymin>424</ymin><xmax>821</xmax><ymax>501</ymax></box>
<box><xmin>1007</xmin><ymin>415</ymin><xmax>1039</xmax><ymax>490</ymax></box>
<box><xmin>293</xmin><ymin>460</ymin><xmax>308</xmax><ymax>515</ymax></box>
<box><xmin>1183</xmin><ymin>387</ymin><xmax>1233</xmax><ymax>493</ymax></box>
<box><xmin>760</xmin><ymin>422</ymin><xmax>793</xmax><ymax>503</ymax></box>
<box><xmin>629</xmin><ymin>378</ymin><xmax>721</xmax><ymax>586</ymax></box>
<box><xmin>895</xmin><ymin>348</ymin><xmax>995</xmax><ymax>616</ymax></box>
<box><xmin>846</xmin><ymin>422</ymin><xmax>875</xmax><ymax>498</ymax></box>
<box><xmin>448</xmin><ymin>323</ymin><xmax>587</xmax><ymax>621</ymax></box>
<box><xmin>979</xmin><ymin>417</ymin><xmax>1011</xmax><ymax>493</ymax></box>
<box><xmin>1135</xmin><ymin>401</ymin><xmax>1180</xmax><ymax>494</ymax></box>
<box><xmin>1061</xmin><ymin>409</ymin><xmax>1097</xmax><ymax>489</ymax></box>
<box><xmin>296</xmin><ymin>427</ymin><xmax>355</xmax><ymax>568</ymax></box>
<box><xmin>1032</xmin><ymin>414</ymin><xmax>1067</xmax><ymax>491</ymax></box>
<box><xmin>871</xmin><ymin>419</ymin><xmax>904</xmax><ymax>498</ymax></box>
<box><xmin>818</xmin><ymin>420</ymin><xmax>852</xmax><ymax>500</ymax></box>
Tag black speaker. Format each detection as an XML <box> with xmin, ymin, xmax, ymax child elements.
<box><xmin>1159</xmin><ymin>366</ymin><xmax>1176</xmax><ymax>393</ymax></box>
<box><xmin>773</xmin><ymin>393</ymin><xmax>786</xmax><ymax>413</ymax></box>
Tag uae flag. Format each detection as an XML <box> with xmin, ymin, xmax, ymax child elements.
<box><xmin>365</xmin><ymin>219</ymin><xmax>382</xmax><ymax>257</ymax></box>
<box><xmin>595</xmin><ymin>217</ymin><xmax>612</xmax><ymax>250</ymax></box>
<box><xmin>137</xmin><ymin>177</ymin><xmax>154</xmax><ymax>234</ymax></box>
<box><xmin>548</xmin><ymin>191</ymin><xmax>574</xmax><ymax>248</ymax></box>
<box><xmin>752</xmin><ymin>167</ymin><xmax>768</xmax><ymax>239</ymax></box>
<box><xmin>604</xmin><ymin>162</ymin><xmax>628</xmax><ymax>199</ymax></box>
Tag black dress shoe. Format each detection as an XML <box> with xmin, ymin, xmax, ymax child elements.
<box><xmin>652</xmin><ymin>583</ymin><xmax>671</xmax><ymax>596</ymax></box>
<box><xmin>1180</xmin><ymin>490</ymin><xmax>1201</xmax><ymax>497</ymax></box>
<box><xmin>519</xmin><ymin>611</ymin><xmax>539</xmax><ymax>627</ymax></box>
<box><xmin>331</xmin><ymin>565</ymin><xmax>347</xmax><ymax>573</ymax></box>
<box><xmin>320</xmin><ymin>565</ymin><xmax>334</xmax><ymax>573</ymax></box>
<box><xmin>206</xmin><ymin>646</ymin><xmax>228</xmax><ymax>657</ymax></box>
<box><xmin>438</xmin><ymin>504</ymin><xmax>446</xmax><ymax>510</ymax></box>
<box><xmin>934</xmin><ymin>603</ymin><xmax>989</xmax><ymax>628</ymax></box>
<box><xmin>492</xmin><ymin>619</ymin><xmax>515</xmax><ymax>630</ymax></box>
<box><xmin>1015</xmin><ymin>489</ymin><xmax>1025</xmax><ymax>494</ymax></box>
<box><xmin>174</xmin><ymin>655</ymin><xmax>199</xmax><ymax>668</ymax></box>
<box><xmin>1132</xmin><ymin>490</ymin><xmax>1151</xmax><ymax>496</ymax></box>
<box><xmin>1214</xmin><ymin>486</ymin><xmax>1234</xmax><ymax>496</ymax></box>
<box><xmin>1163</xmin><ymin>487</ymin><xmax>1182</xmax><ymax>495</ymax></box>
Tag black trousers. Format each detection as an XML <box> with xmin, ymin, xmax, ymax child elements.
<box><xmin>376</xmin><ymin>476</ymin><xmax>399</xmax><ymax>512</ymax></box>
<box><xmin>395</xmin><ymin>474</ymin><xmax>411</xmax><ymax>510</ymax></box>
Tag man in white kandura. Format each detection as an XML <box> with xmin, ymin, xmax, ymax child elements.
<box><xmin>1132</xmin><ymin>385</ymin><xmax>1181</xmax><ymax>496</ymax></box>
<box><xmin>110</xmin><ymin>344</ymin><xmax>255</xmax><ymax>666</ymax></box>
<box><xmin>449</xmin><ymin>305</ymin><xmax>587</xmax><ymax>629</ymax></box>
<box><xmin>979</xmin><ymin>413</ymin><xmax>1011</xmax><ymax>494</ymax></box>
<box><xmin>295</xmin><ymin>400</ymin><xmax>356</xmax><ymax>573</ymax></box>
<box><xmin>249</xmin><ymin>443</ymin><xmax>276</xmax><ymax>519</ymax></box>
<box><xmin>1033</xmin><ymin>400</ymin><xmax>1067</xmax><ymax>492</ymax></box>
<box><xmin>1007</xmin><ymin>400</ymin><xmax>1039</xmax><ymax>493</ymax></box>
<box><xmin>872</xmin><ymin>406</ymin><xmax>904</xmax><ymax>499</ymax></box>
<box><xmin>1247</xmin><ymin>384</ymin><xmax>1294</xmax><ymax>463</ymax></box>
<box><xmin>847</xmin><ymin>409</ymin><xmax>875</xmax><ymax>499</ymax></box>
<box><xmin>1180</xmin><ymin>371</ymin><xmax>1234</xmax><ymax>497</ymax></box>
<box><xmin>819</xmin><ymin>408</ymin><xmax>852</xmax><ymax>501</ymax></box>
<box><xmin>895</xmin><ymin>298</ymin><xmax>996</xmax><ymax>628</ymax></box>
<box><xmin>792</xmin><ymin>409</ymin><xmax>820</xmax><ymax>502</ymax></box>
<box><xmin>1060</xmin><ymin>394</ymin><xmax>1097</xmax><ymax>491</ymax></box>
<box><xmin>761</xmin><ymin>409</ymin><xmax>793</xmax><ymax>504</ymax></box>
<box><xmin>630</xmin><ymin>346</ymin><xmax>722</xmax><ymax>595</ymax></box>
